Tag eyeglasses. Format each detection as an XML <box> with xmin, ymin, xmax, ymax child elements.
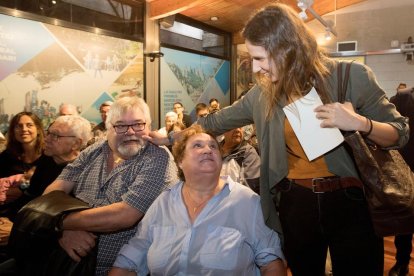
<box><xmin>112</xmin><ymin>122</ymin><xmax>146</xmax><ymax>134</ymax></box>
<box><xmin>46</xmin><ymin>130</ymin><xmax>76</xmax><ymax>141</ymax></box>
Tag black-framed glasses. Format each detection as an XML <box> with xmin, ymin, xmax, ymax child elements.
<box><xmin>46</xmin><ymin>130</ymin><xmax>76</xmax><ymax>141</ymax></box>
<box><xmin>112</xmin><ymin>122</ymin><xmax>146</xmax><ymax>134</ymax></box>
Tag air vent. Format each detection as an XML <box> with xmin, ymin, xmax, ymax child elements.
<box><xmin>337</xmin><ymin>41</ymin><xmax>357</xmax><ymax>52</ymax></box>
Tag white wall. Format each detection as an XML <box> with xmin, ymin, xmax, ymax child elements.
<box><xmin>306</xmin><ymin>0</ymin><xmax>414</xmax><ymax>98</ymax></box>
<box><xmin>366</xmin><ymin>54</ymin><xmax>414</xmax><ymax>98</ymax></box>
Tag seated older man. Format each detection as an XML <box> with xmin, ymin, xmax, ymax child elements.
<box><xmin>220</xmin><ymin>127</ymin><xmax>261</xmax><ymax>194</ymax></box>
<box><xmin>42</xmin><ymin>96</ymin><xmax>178</xmax><ymax>275</ymax></box>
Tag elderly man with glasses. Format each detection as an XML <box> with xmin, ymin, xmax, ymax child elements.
<box><xmin>42</xmin><ymin>96</ymin><xmax>178</xmax><ymax>276</ymax></box>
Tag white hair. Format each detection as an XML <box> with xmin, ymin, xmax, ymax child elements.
<box><xmin>53</xmin><ymin>115</ymin><xmax>92</xmax><ymax>148</ymax></box>
<box><xmin>106</xmin><ymin>96</ymin><xmax>151</xmax><ymax>129</ymax></box>
<box><xmin>165</xmin><ymin>111</ymin><xmax>178</xmax><ymax>120</ymax></box>
<box><xmin>59</xmin><ymin>103</ymin><xmax>79</xmax><ymax>115</ymax></box>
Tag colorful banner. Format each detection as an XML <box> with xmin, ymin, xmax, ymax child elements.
<box><xmin>160</xmin><ymin>47</ymin><xmax>230</xmax><ymax>126</ymax></box>
<box><xmin>0</xmin><ymin>13</ymin><xmax>143</xmax><ymax>133</ymax></box>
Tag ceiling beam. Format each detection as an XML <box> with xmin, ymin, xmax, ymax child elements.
<box><xmin>149</xmin><ymin>0</ymin><xmax>206</xmax><ymax>20</ymax></box>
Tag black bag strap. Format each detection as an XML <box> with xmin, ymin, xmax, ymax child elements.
<box><xmin>337</xmin><ymin>61</ymin><xmax>353</xmax><ymax>103</ymax></box>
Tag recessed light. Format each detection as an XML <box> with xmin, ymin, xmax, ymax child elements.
<box><xmin>210</xmin><ymin>16</ymin><xmax>218</xmax><ymax>21</ymax></box>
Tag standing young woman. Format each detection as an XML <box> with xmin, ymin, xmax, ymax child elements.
<box><xmin>148</xmin><ymin>4</ymin><xmax>409</xmax><ymax>275</ymax></box>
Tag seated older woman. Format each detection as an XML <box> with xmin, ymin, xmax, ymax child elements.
<box><xmin>109</xmin><ymin>125</ymin><xmax>286</xmax><ymax>276</ymax></box>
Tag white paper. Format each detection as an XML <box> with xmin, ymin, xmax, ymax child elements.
<box><xmin>283</xmin><ymin>87</ymin><xmax>344</xmax><ymax>161</ymax></box>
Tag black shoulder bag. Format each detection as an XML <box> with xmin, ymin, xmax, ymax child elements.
<box><xmin>338</xmin><ymin>61</ymin><xmax>414</xmax><ymax>237</ymax></box>
<box><xmin>8</xmin><ymin>190</ymin><xmax>97</xmax><ymax>276</ymax></box>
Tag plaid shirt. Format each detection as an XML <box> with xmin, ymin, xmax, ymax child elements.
<box><xmin>58</xmin><ymin>141</ymin><xmax>178</xmax><ymax>275</ymax></box>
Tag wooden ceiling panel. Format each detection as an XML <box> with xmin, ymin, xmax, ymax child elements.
<box><xmin>146</xmin><ymin>0</ymin><xmax>367</xmax><ymax>34</ymax></box>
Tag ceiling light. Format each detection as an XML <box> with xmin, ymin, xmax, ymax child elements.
<box><xmin>297</xmin><ymin>0</ymin><xmax>313</xmax><ymax>11</ymax></box>
<box><xmin>296</xmin><ymin>0</ymin><xmax>338</xmax><ymax>37</ymax></box>
<box><xmin>325</xmin><ymin>29</ymin><xmax>332</xmax><ymax>41</ymax></box>
<box><xmin>210</xmin><ymin>16</ymin><xmax>218</xmax><ymax>21</ymax></box>
<box><xmin>298</xmin><ymin>11</ymin><xmax>308</xmax><ymax>20</ymax></box>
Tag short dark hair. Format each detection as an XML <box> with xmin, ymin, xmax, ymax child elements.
<box><xmin>209</xmin><ymin>98</ymin><xmax>219</xmax><ymax>104</ymax></box>
<box><xmin>99</xmin><ymin>101</ymin><xmax>113</xmax><ymax>111</ymax></box>
<box><xmin>173</xmin><ymin>102</ymin><xmax>183</xmax><ymax>107</ymax></box>
<box><xmin>195</xmin><ymin>103</ymin><xmax>208</xmax><ymax>113</ymax></box>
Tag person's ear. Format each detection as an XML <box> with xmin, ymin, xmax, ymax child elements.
<box><xmin>72</xmin><ymin>138</ymin><xmax>83</xmax><ymax>151</ymax></box>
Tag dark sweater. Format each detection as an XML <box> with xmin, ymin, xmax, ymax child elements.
<box><xmin>0</xmin><ymin>150</ymin><xmax>45</xmax><ymax>178</ymax></box>
<box><xmin>1</xmin><ymin>155</ymin><xmax>67</xmax><ymax>220</ymax></box>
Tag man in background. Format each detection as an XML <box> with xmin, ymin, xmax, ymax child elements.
<box><xmin>59</xmin><ymin>103</ymin><xmax>79</xmax><ymax>116</ymax></box>
<box><xmin>92</xmin><ymin>101</ymin><xmax>113</xmax><ymax>139</ymax></box>
<box><xmin>173</xmin><ymin>102</ymin><xmax>193</xmax><ymax>127</ymax></box>
<box><xmin>220</xmin><ymin>127</ymin><xmax>261</xmax><ymax>194</ymax></box>
<box><xmin>389</xmin><ymin>83</ymin><xmax>414</xmax><ymax>276</ymax></box>
<box><xmin>195</xmin><ymin>103</ymin><xmax>209</xmax><ymax>119</ymax></box>
<box><xmin>208</xmin><ymin>98</ymin><xmax>220</xmax><ymax>113</ymax></box>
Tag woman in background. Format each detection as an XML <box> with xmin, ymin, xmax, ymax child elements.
<box><xmin>0</xmin><ymin>112</ymin><xmax>45</xmax><ymax>178</ymax></box>
<box><xmin>0</xmin><ymin>112</ymin><xmax>45</xmax><ymax>204</ymax></box>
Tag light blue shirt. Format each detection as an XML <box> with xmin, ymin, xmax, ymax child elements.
<box><xmin>113</xmin><ymin>177</ymin><xmax>284</xmax><ymax>275</ymax></box>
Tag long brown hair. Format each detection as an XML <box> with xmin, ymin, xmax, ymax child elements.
<box><xmin>242</xmin><ymin>3</ymin><xmax>334</xmax><ymax>120</ymax></box>
<box><xmin>6</xmin><ymin>112</ymin><xmax>45</xmax><ymax>158</ymax></box>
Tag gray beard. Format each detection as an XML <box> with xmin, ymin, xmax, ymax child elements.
<box><xmin>118</xmin><ymin>138</ymin><xmax>146</xmax><ymax>158</ymax></box>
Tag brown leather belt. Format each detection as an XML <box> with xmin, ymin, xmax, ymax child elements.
<box><xmin>289</xmin><ymin>176</ymin><xmax>363</xmax><ymax>193</ymax></box>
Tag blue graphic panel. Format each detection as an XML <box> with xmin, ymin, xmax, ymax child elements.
<box><xmin>215</xmin><ymin>61</ymin><xmax>230</xmax><ymax>95</ymax></box>
<box><xmin>82</xmin><ymin>92</ymin><xmax>114</xmax><ymax>123</ymax></box>
<box><xmin>0</xmin><ymin>14</ymin><xmax>56</xmax><ymax>80</ymax></box>
<box><xmin>160</xmin><ymin>47</ymin><xmax>230</xmax><ymax>121</ymax></box>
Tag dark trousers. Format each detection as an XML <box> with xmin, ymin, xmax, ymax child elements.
<box><xmin>278</xmin><ymin>181</ymin><xmax>384</xmax><ymax>276</ymax></box>
<box><xmin>394</xmin><ymin>234</ymin><xmax>413</xmax><ymax>264</ymax></box>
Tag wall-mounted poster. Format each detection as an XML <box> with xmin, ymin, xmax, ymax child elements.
<box><xmin>160</xmin><ymin>47</ymin><xmax>230</xmax><ymax>126</ymax></box>
<box><xmin>0</xmin><ymin>13</ymin><xmax>143</xmax><ymax>133</ymax></box>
